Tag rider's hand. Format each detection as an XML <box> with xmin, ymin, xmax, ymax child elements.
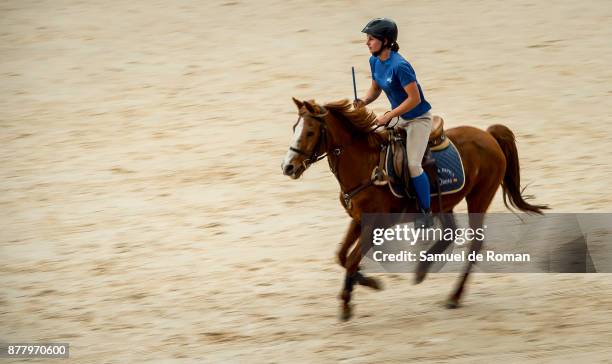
<box><xmin>353</xmin><ymin>98</ymin><xmax>366</xmax><ymax>109</ymax></box>
<box><xmin>375</xmin><ymin>112</ymin><xmax>392</xmax><ymax>126</ymax></box>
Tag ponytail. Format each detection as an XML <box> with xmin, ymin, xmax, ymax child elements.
<box><xmin>390</xmin><ymin>42</ymin><xmax>400</xmax><ymax>52</ymax></box>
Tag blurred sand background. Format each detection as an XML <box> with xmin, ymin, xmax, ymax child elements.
<box><xmin>2</xmin><ymin>0</ymin><xmax>612</xmax><ymax>362</ymax></box>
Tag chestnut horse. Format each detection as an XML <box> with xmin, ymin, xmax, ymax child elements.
<box><xmin>281</xmin><ymin>98</ymin><xmax>547</xmax><ymax>320</ymax></box>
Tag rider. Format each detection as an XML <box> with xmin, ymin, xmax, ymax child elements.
<box><xmin>354</xmin><ymin>18</ymin><xmax>433</xmax><ymax>221</ymax></box>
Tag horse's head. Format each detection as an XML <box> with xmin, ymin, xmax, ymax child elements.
<box><xmin>281</xmin><ymin>98</ymin><xmax>328</xmax><ymax>179</ymax></box>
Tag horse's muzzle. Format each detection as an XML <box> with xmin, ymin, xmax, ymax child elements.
<box><xmin>282</xmin><ymin>162</ymin><xmax>294</xmax><ymax>176</ymax></box>
<box><xmin>281</xmin><ymin>161</ymin><xmax>303</xmax><ymax>179</ymax></box>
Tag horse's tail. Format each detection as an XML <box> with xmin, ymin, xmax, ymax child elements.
<box><xmin>487</xmin><ymin>124</ymin><xmax>549</xmax><ymax>214</ymax></box>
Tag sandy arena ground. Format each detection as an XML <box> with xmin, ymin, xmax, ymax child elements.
<box><xmin>2</xmin><ymin>0</ymin><xmax>612</xmax><ymax>362</ymax></box>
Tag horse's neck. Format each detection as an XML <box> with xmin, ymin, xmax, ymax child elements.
<box><xmin>325</xmin><ymin>117</ymin><xmax>380</xmax><ymax>189</ymax></box>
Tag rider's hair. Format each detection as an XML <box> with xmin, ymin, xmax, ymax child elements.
<box><xmin>390</xmin><ymin>42</ymin><xmax>400</xmax><ymax>52</ymax></box>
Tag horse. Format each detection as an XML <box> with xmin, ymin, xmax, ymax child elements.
<box><xmin>281</xmin><ymin>97</ymin><xmax>548</xmax><ymax>321</ymax></box>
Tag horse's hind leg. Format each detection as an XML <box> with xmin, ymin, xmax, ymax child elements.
<box><xmin>415</xmin><ymin>212</ymin><xmax>457</xmax><ymax>284</ymax></box>
<box><xmin>446</xmin><ymin>213</ymin><xmax>484</xmax><ymax>308</ymax></box>
<box><xmin>447</xmin><ymin>181</ymin><xmax>499</xmax><ymax>308</ymax></box>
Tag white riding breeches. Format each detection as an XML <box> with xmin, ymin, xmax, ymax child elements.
<box><xmin>398</xmin><ymin>111</ymin><xmax>433</xmax><ymax>177</ymax></box>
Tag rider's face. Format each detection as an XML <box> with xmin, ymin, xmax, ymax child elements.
<box><xmin>366</xmin><ymin>35</ymin><xmax>382</xmax><ymax>54</ymax></box>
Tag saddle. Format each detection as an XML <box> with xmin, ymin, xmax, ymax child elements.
<box><xmin>372</xmin><ymin>115</ymin><xmax>450</xmax><ymax>205</ymax></box>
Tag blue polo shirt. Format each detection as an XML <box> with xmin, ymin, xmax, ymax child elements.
<box><xmin>369</xmin><ymin>51</ymin><xmax>431</xmax><ymax>119</ymax></box>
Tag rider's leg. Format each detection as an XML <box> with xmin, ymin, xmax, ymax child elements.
<box><xmin>403</xmin><ymin>112</ymin><xmax>433</xmax><ymax>211</ymax></box>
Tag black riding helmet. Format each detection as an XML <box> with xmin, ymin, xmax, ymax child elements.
<box><xmin>361</xmin><ymin>18</ymin><xmax>398</xmax><ymax>47</ymax></box>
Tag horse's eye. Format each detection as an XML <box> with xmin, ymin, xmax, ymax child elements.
<box><xmin>306</xmin><ymin>131</ymin><xmax>314</xmax><ymax>137</ymax></box>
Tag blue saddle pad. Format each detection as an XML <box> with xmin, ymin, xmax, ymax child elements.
<box><xmin>431</xmin><ymin>141</ymin><xmax>465</xmax><ymax>195</ymax></box>
<box><xmin>386</xmin><ymin>140</ymin><xmax>465</xmax><ymax>198</ymax></box>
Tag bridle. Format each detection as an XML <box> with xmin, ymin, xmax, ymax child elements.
<box><xmin>289</xmin><ymin>107</ymin><xmax>386</xmax><ymax>209</ymax></box>
<box><xmin>290</xmin><ymin>108</ymin><xmax>329</xmax><ymax>169</ymax></box>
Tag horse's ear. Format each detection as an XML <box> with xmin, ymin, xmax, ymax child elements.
<box><xmin>292</xmin><ymin>97</ymin><xmax>303</xmax><ymax>109</ymax></box>
<box><xmin>303</xmin><ymin>100</ymin><xmax>317</xmax><ymax>114</ymax></box>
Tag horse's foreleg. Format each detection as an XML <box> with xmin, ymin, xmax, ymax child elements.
<box><xmin>336</xmin><ymin>219</ymin><xmax>360</xmax><ymax>268</ymax></box>
<box><xmin>337</xmin><ymin>219</ymin><xmax>360</xmax><ymax>321</ymax></box>
<box><xmin>339</xmin><ymin>240</ymin><xmax>383</xmax><ymax>321</ymax></box>
<box><xmin>339</xmin><ymin>241</ymin><xmax>361</xmax><ymax>321</ymax></box>
<box><xmin>447</xmin><ymin>213</ymin><xmax>485</xmax><ymax>308</ymax></box>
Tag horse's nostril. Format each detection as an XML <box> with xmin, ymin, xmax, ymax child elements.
<box><xmin>283</xmin><ymin>164</ymin><xmax>294</xmax><ymax>175</ymax></box>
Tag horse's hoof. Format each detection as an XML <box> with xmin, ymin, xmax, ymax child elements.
<box><xmin>358</xmin><ymin>276</ymin><xmax>383</xmax><ymax>291</ymax></box>
<box><xmin>445</xmin><ymin>298</ymin><xmax>460</xmax><ymax>309</ymax></box>
<box><xmin>340</xmin><ymin>304</ymin><xmax>353</xmax><ymax>321</ymax></box>
<box><xmin>414</xmin><ymin>261</ymin><xmax>430</xmax><ymax>285</ymax></box>
<box><xmin>414</xmin><ymin>270</ymin><xmax>426</xmax><ymax>285</ymax></box>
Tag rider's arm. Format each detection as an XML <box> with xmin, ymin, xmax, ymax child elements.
<box><xmin>385</xmin><ymin>81</ymin><xmax>421</xmax><ymax>119</ymax></box>
<box><xmin>362</xmin><ymin>80</ymin><xmax>382</xmax><ymax>105</ymax></box>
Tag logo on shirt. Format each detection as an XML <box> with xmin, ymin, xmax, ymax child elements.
<box><xmin>386</xmin><ymin>77</ymin><xmax>392</xmax><ymax>84</ymax></box>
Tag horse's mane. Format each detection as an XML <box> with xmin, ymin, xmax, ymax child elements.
<box><xmin>323</xmin><ymin>99</ymin><xmax>386</xmax><ymax>147</ymax></box>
